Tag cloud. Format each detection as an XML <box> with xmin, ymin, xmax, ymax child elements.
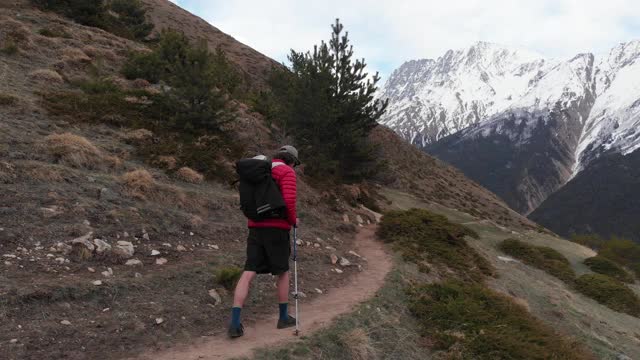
<box><xmin>171</xmin><ymin>0</ymin><xmax>640</xmax><ymax>79</ymax></box>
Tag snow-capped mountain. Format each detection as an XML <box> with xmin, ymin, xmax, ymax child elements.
<box><xmin>379</xmin><ymin>40</ymin><xmax>640</xmax><ymax>214</ymax></box>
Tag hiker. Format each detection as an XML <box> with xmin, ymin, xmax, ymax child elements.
<box><xmin>229</xmin><ymin>146</ymin><xmax>301</xmax><ymax>338</ymax></box>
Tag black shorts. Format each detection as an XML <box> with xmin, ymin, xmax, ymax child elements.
<box><xmin>244</xmin><ymin>228</ymin><xmax>291</xmax><ymax>275</ymax></box>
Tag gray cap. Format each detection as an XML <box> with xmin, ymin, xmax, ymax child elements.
<box><xmin>279</xmin><ymin>145</ymin><xmax>300</xmax><ymax>165</ymax></box>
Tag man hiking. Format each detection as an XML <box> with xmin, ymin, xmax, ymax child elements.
<box><xmin>228</xmin><ymin>145</ymin><xmax>300</xmax><ymax>338</ymax></box>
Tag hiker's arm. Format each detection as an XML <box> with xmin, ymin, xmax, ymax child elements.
<box><xmin>281</xmin><ymin>169</ymin><xmax>297</xmax><ymax>226</ymax></box>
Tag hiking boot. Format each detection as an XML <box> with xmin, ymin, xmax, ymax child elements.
<box><xmin>277</xmin><ymin>315</ymin><xmax>296</xmax><ymax>329</ymax></box>
<box><xmin>228</xmin><ymin>323</ymin><xmax>244</xmax><ymax>338</ymax></box>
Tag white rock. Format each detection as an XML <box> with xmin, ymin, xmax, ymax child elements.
<box><xmin>315</xmin><ymin>288</ymin><xmax>323</xmax><ymax>294</ymax></box>
<box><xmin>87</xmin><ymin>267</ymin><xmax>95</xmax><ymax>273</ymax></box>
<box><xmin>93</xmin><ymin>239</ymin><xmax>111</xmax><ymax>254</ymax></box>
<box><xmin>208</xmin><ymin>289</ymin><xmax>222</xmax><ymax>305</ymax></box>
<box><xmin>151</xmin><ymin>250</ymin><xmax>161</xmax><ymax>256</ymax></box>
<box><xmin>114</xmin><ymin>241</ymin><xmax>135</xmax><ymax>258</ymax></box>
<box><xmin>343</xmin><ymin>214</ymin><xmax>350</xmax><ymax>223</ymax></box>
<box><xmin>123</xmin><ymin>232</ymin><xmax>130</xmax><ymax>238</ymax></box>
<box><xmin>55</xmin><ymin>257</ymin><xmax>66</xmax><ymax>264</ymax></box>
<box><xmin>339</xmin><ymin>257</ymin><xmax>352</xmax><ymax>267</ymax></box>
<box><xmin>60</xmin><ymin>320</ymin><xmax>71</xmax><ymax>326</ymax></box>
<box><xmin>189</xmin><ymin>232</ymin><xmax>194</xmax><ymax>236</ymax></box>
<box><xmin>330</xmin><ymin>254</ymin><xmax>339</xmax><ymax>265</ymax></box>
<box><xmin>155</xmin><ymin>258</ymin><xmax>168</xmax><ymax>265</ymax></box>
<box><xmin>348</xmin><ymin>251</ymin><xmax>361</xmax><ymax>258</ymax></box>
<box><xmin>334</xmin><ymin>268</ymin><xmax>344</xmax><ymax>274</ymax></box>
<box><xmin>102</xmin><ymin>308</ymin><xmax>110</xmax><ymax>312</ymax></box>
<box><xmin>325</xmin><ymin>246</ymin><xmax>337</xmax><ymax>251</ymax></box>
<box><xmin>314</xmin><ymin>243</ymin><xmax>321</xmax><ymax>248</ymax></box>
<box><xmin>4</xmin><ymin>261</ymin><xmax>11</xmax><ymax>266</ymax></box>
<box><xmin>3</xmin><ymin>254</ymin><xmax>16</xmax><ymax>258</ymax></box>
<box><xmin>82</xmin><ymin>220</ymin><xmax>91</xmax><ymax>226</ymax></box>
<box><xmin>46</xmin><ymin>253</ymin><xmax>55</xmax><ymax>258</ymax></box>
<box><xmin>143</xmin><ymin>233</ymin><xmax>150</xmax><ymax>240</ymax></box>
<box><xmin>176</xmin><ymin>245</ymin><xmax>187</xmax><ymax>252</ymax></box>
<box><xmin>306</xmin><ymin>241</ymin><xmax>312</xmax><ymax>247</ymax></box>
<box><xmin>162</xmin><ymin>243</ymin><xmax>172</xmax><ymax>248</ymax></box>
<box><xmin>356</xmin><ymin>215</ymin><xmax>364</xmax><ymax>224</ymax></box>
<box><xmin>101</xmin><ymin>268</ymin><xmax>113</xmax><ymax>277</ymax></box>
<box><xmin>295</xmin><ymin>239</ymin><xmax>303</xmax><ymax>246</ymax></box>
<box><xmin>134</xmin><ymin>272</ymin><xmax>142</xmax><ymax>278</ymax></box>
<box><xmin>92</xmin><ymin>280</ymin><xmax>103</xmax><ymax>286</ymax></box>
<box><xmin>126</xmin><ymin>259</ymin><xmax>143</xmax><ymax>266</ymax></box>
<box><xmin>212</xmin><ymin>245</ymin><xmax>219</xmax><ymax>250</ymax></box>
<box><xmin>9</xmin><ymin>339</ymin><xmax>18</xmax><ymax>344</ymax></box>
<box><xmin>155</xmin><ymin>318</ymin><xmax>164</xmax><ymax>325</ymax></box>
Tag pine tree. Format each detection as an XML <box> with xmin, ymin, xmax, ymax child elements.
<box><xmin>267</xmin><ymin>19</ymin><xmax>388</xmax><ymax>182</ymax></box>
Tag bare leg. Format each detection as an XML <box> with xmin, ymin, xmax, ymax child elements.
<box><xmin>276</xmin><ymin>271</ymin><xmax>290</xmax><ymax>303</ymax></box>
<box><xmin>233</xmin><ymin>271</ymin><xmax>256</xmax><ymax>307</ymax></box>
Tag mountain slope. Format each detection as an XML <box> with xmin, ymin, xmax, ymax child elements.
<box><xmin>380</xmin><ymin>41</ymin><xmax>640</xmax><ymax>216</ymax></box>
<box><xmin>530</xmin><ymin>148</ymin><xmax>640</xmax><ymax>241</ymax></box>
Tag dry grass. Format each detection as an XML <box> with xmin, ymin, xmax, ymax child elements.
<box><xmin>26</xmin><ymin>164</ymin><xmax>65</xmax><ymax>182</ymax></box>
<box><xmin>42</xmin><ymin>133</ymin><xmax>120</xmax><ymax>170</ymax></box>
<box><xmin>123</xmin><ymin>128</ymin><xmax>154</xmax><ymax>143</ymax></box>
<box><xmin>0</xmin><ymin>18</ymin><xmax>32</xmax><ymax>50</ymax></box>
<box><xmin>154</xmin><ymin>155</ymin><xmax>177</xmax><ymax>170</ymax></box>
<box><xmin>342</xmin><ymin>328</ymin><xmax>377</xmax><ymax>360</ymax></box>
<box><xmin>121</xmin><ymin>169</ymin><xmax>187</xmax><ymax>206</ymax></box>
<box><xmin>29</xmin><ymin>69</ymin><xmax>64</xmax><ymax>84</ymax></box>
<box><xmin>82</xmin><ymin>46</ymin><xmax>118</xmax><ymax>61</ymax></box>
<box><xmin>0</xmin><ymin>161</ymin><xmax>16</xmax><ymax>184</ymax></box>
<box><xmin>62</xmin><ymin>47</ymin><xmax>92</xmax><ymax>63</ymax></box>
<box><xmin>176</xmin><ymin>167</ymin><xmax>204</xmax><ymax>184</ymax></box>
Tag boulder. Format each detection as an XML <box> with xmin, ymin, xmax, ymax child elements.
<box><xmin>113</xmin><ymin>241</ymin><xmax>135</xmax><ymax>259</ymax></box>
<box><xmin>93</xmin><ymin>239</ymin><xmax>111</xmax><ymax>254</ymax></box>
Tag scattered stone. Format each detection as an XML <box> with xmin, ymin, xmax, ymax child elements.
<box><xmin>334</xmin><ymin>268</ymin><xmax>343</xmax><ymax>274</ymax></box>
<box><xmin>314</xmin><ymin>288</ymin><xmax>323</xmax><ymax>294</ymax></box>
<box><xmin>60</xmin><ymin>320</ymin><xmax>71</xmax><ymax>326</ymax></box>
<box><xmin>123</xmin><ymin>232</ymin><xmax>130</xmax><ymax>238</ymax></box>
<box><xmin>114</xmin><ymin>241</ymin><xmax>135</xmax><ymax>259</ymax></box>
<box><xmin>295</xmin><ymin>239</ymin><xmax>303</xmax><ymax>246</ymax></box>
<box><xmin>306</xmin><ymin>241</ymin><xmax>312</xmax><ymax>247</ymax></box>
<box><xmin>92</xmin><ymin>280</ymin><xmax>103</xmax><ymax>286</ymax></box>
<box><xmin>134</xmin><ymin>272</ymin><xmax>142</xmax><ymax>278</ymax></box>
<box><xmin>155</xmin><ymin>318</ymin><xmax>164</xmax><ymax>325</ymax></box>
<box><xmin>93</xmin><ymin>239</ymin><xmax>111</xmax><ymax>254</ymax></box>
<box><xmin>355</xmin><ymin>215</ymin><xmax>364</xmax><ymax>224</ymax></box>
<box><xmin>101</xmin><ymin>268</ymin><xmax>113</xmax><ymax>277</ymax></box>
<box><xmin>176</xmin><ymin>245</ymin><xmax>187</xmax><ymax>252</ymax></box>
<box><xmin>211</xmin><ymin>245</ymin><xmax>219</xmax><ymax>250</ymax></box>
<box><xmin>208</xmin><ymin>289</ymin><xmax>222</xmax><ymax>305</ymax></box>
<box><xmin>46</xmin><ymin>253</ymin><xmax>55</xmax><ymax>258</ymax></box>
<box><xmin>342</xmin><ymin>214</ymin><xmax>350</xmax><ymax>223</ymax></box>
<box><xmin>82</xmin><ymin>220</ymin><xmax>91</xmax><ymax>226</ymax></box>
<box><xmin>339</xmin><ymin>257</ymin><xmax>352</xmax><ymax>267</ymax></box>
<box><xmin>55</xmin><ymin>257</ymin><xmax>66</xmax><ymax>264</ymax></box>
<box><xmin>348</xmin><ymin>250</ymin><xmax>361</xmax><ymax>258</ymax></box>
<box><xmin>325</xmin><ymin>246</ymin><xmax>337</xmax><ymax>251</ymax></box>
<box><xmin>4</xmin><ymin>261</ymin><xmax>11</xmax><ymax>266</ymax></box>
<box><xmin>103</xmin><ymin>308</ymin><xmax>110</xmax><ymax>312</ymax></box>
<box><xmin>151</xmin><ymin>250</ymin><xmax>161</xmax><ymax>256</ymax></box>
<box><xmin>143</xmin><ymin>233</ymin><xmax>150</xmax><ymax>241</ymax></box>
<box><xmin>330</xmin><ymin>254</ymin><xmax>338</xmax><ymax>265</ymax></box>
<box><xmin>297</xmin><ymin>291</ymin><xmax>307</xmax><ymax>298</ymax></box>
<box><xmin>314</xmin><ymin>243</ymin><xmax>321</xmax><ymax>248</ymax></box>
<box><xmin>162</xmin><ymin>243</ymin><xmax>172</xmax><ymax>248</ymax></box>
<box><xmin>3</xmin><ymin>254</ymin><xmax>16</xmax><ymax>259</ymax></box>
<box><xmin>9</xmin><ymin>339</ymin><xmax>18</xmax><ymax>344</ymax></box>
<box><xmin>498</xmin><ymin>256</ymin><xmax>519</xmax><ymax>263</ymax></box>
<box><xmin>87</xmin><ymin>267</ymin><xmax>95</xmax><ymax>273</ymax></box>
<box><xmin>189</xmin><ymin>232</ymin><xmax>194</xmax><ymax>236</ymax></box>
<box><xmin>155</xmin><ymin>258</ymin><xmax>168</xmax><ymax>265</ymax></box>
<box><xmin>126</xmin><ymin>259</ymin><xmax>143</xmax><ymax>267</ymax></box>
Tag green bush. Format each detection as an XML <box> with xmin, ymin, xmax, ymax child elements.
<box><xmin>408</xmin><ymin>281</ymin><xmax>593</xmax><ymax>359</ymax></box>
<box><xmin>378</xmin><ymin>209</ymin><xmax>492</xmax><ymax>282</ymax></box>
<box><xmin>38</xmin><ymin>27</ymin><xmax>71</xmax><ymax>38</ymax></box>
<box><xmin>31</xmin><ymin>0</ymin><xmax>153</xmax><ymax>41</ymax></box>
<box><xmin>499</xmin><ymin>239</ymin><xmax>575</xmax><ymax>283</ymax></box>
<box><xmin>584</xmin><ymin>256</ymin><xmax>635</xmax><ymax>283</ymax></box>
<box><xmin>214</xmin><ymin>266</ymin><xmax>243</xmax><ymax>291</ymax></box>
<box><xmin>0</xmin><ymin>93</ymin><xmax>18</xmax><ymax>106</ymax></box>
<box><xmin>1</xmin><ymin>40</ymin><xmax>19</xmax><ymax>55</ymax></box>
<box><xmin>598</xmin><ymin>237</ymin><xmax>640</xmax><ymax>277</ymax></box>
<box><xmin>575</xmin><ymin>274</ymin><xmax>640</xmax><ymax>317</ymax></box>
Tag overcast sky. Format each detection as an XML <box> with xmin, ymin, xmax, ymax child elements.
<box><xmin>168</xmin><ymin>0</ymin><xmax>640</xmax><ymax>80</ymax></box>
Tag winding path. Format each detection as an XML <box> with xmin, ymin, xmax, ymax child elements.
<box><xmin>133</xmin><ymin>225</ymin><xmax>392</xmax><ymax>360</ymax></box>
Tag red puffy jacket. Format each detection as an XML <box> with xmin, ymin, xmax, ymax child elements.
<box><xmin>248</xmin><ymin>159</ymin><xmax>297</xmax><ymax>230</ymax></box>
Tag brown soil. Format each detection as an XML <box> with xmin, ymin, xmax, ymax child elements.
<box><xmin>132</xmin><ymin>225</ymin><xmax>391</xmax><ymax>360</ymax></box>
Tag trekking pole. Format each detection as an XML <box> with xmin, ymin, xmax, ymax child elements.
<box><xmin>293</xmin><ymin>225</ymin><xmax>300</xmax><ymax>336</ymax></box>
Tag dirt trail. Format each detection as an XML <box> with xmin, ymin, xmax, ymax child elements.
<box><xmin>133</xmin><ymin>225</ymin><xmax>392</xmax><ymax>360</ymax></box>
